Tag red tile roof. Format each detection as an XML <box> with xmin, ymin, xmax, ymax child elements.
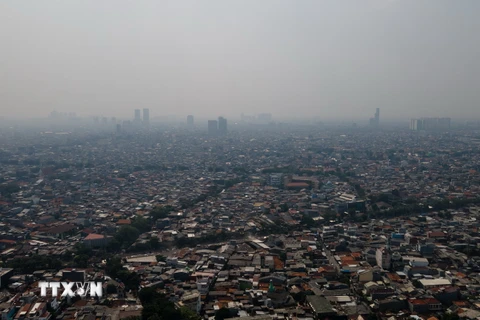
<box><xmin>84</xmin><ymin>233</ymin><xmax>104</xmax><ymax>240</ymax></box>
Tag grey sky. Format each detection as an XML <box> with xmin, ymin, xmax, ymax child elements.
<box><xmin>1</xmin><ymin>0</ymin><xmax>479</xmax><ymax>121</ymax></box>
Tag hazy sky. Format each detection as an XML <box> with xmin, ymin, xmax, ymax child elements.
<box><xmin>1</xmin><ymin>1</ymin><xmax>479</xmax><ymax>121</ymax></box>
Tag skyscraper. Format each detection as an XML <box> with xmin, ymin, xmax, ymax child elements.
<box><xmin>187</xmin><ymin>115</ymin><xmax>194</xmax><ymax>126</ymax></box>
<box><xmin>143</xmin><ymin>108</ymin><xmax>150</xmax><ymax>125</ymax></box>
<box><xmin>369</xmin><ymin>108</ymin><xmax>380</xmax><ymax>127</ymax></box>
<box><xmin>218</xmin><ymin>117</ymin><xmax>227</xmax><ymax>135</ymax></box>
<box><xmin>208</xmin><ymin>120</ymin><xmax>218</xmax><ymax>136</ymax></box>
<box><xmin>410</xmin><ymin>117</ymin><xmax>451</xmax><ymax>131</ymax></box>
<box><xmin>134</xmin><ymin>109</ymin><xmax>141</xmax><ymax>121</ymax></box>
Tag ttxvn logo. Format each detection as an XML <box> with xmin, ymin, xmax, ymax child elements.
<box><xmin>38</xmin><ymin>282</ymin><xmax>103</xmax><ymax>298</ymax></box>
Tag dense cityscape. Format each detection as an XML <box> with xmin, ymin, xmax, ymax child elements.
<box><xmin>0</xmin><ymin>110</ymin><xmax>479</xmax><ymax>320</ymax></box>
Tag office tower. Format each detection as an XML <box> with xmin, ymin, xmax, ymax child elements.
<box><xmin>134</xmin><ymin>109</ymin><xmax>141</xmax><ymax>121</ymax></box>
<box><xmin>218</xmin><ymin>117</ymin><xmax>227</xmax><ymax>135</ymax></box>
<box><xmin>410</xmin><ymin>117</ymin><xmax>451</xmax><ymax>131</ymax></box>
<box><xmin>187</xmin><ymin>115</ymin><xmax>194</xmax><ymax>126</ymax></box>
<box><xmin>143</xmin><ymin>108</ymin><xmax>150</xmax><ymax>125</ymax></box>
<box><xmin>410</xmin><ymin>119</ymin><xmax>421</xmax><ymax>131</ymax></box>
<box><xmin>369</xmin><ymin>108</ymin><xmax>380</xmax><ymax>127</ymax></box>
<box><xmin>208</xmin><ymin>120</ymin><xmax>218</xmax><ymax>136</ymax></box>
<box><xmin>438</xmin><ymin>117</ymin><xmax>451</xmax><ymax>130</ymax></box>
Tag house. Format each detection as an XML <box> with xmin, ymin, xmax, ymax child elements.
<box><xmin>44</xmin><ymin>223</ymin><xmax>77</xmax><ymax>239</ymax></box>
<box><xmin>83</xmin><ymin>233</ymin><xmax>109</xmax><ymax>248</ymax></box>
<box><xmin>408</xmin><ymin>298</ymin><xmax>442</xmax><ymax>313</ymax></box>
<box><xmin>419</xmin><ymin>278</ymin><xmax>452</xmax><ymax>289</ymax></box>
<box><xmin>306</xmin><ymin>296</ymin><xmax>336</xmax><ymax>319</ymax></box>
<box><xmin>357</xmin><ymin>269</ymin><xmax>373</xmax><ymax>283</ymax></box>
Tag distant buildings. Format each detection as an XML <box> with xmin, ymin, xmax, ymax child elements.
<box><xmin>208</xmin><ymin>120</ymin><xmax>218</xmax><ymax>136</ymax></box>
<box><xmin>143</xmin><ymin>108</ymin><xmax>150</xmax><ymax>125</ymax></box>
<box><xmin>134</xmin><ymin>109</ymin><xmax>141</xmax><ymax>122</ymax></box>
<box><xmin>208</xmin><ymin>117</ymin><xmax>228</xmax><ymax>136</ymax></box>
<box><xmin>369</xmin><ymin>108</ymin><xmax>380</xmax><ymax>127</ymax></box>
<box><xmin>131</xmin><ymin>108</ymin><xmax>149</xmax><ymax>127</ymax></box>
<box><xmin>257</xmin><ymin>113</ymin><xmax>272</xmax><ymax>123</ymax></box>
<box><xmin>218</xmin><ymin>117</ymin><xmax>227</xmax><ymax>135</ymax></box>
<box><xmin>187</xmin><ymin>115</ymin><xmax>194</xmax><ymax>126</ymax></box>
<box><xmin>410</xmin><ymin>118</ymin><xmax>451</xmax><ymax>131</ymax></box>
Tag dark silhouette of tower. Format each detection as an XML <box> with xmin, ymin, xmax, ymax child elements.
<box><xmin>208</xmin><ymin>120</ymin><xmax>218</xmax><ymax>136</ymax></box>
<box><xmin>134</xmin><ymin>109</ymin><xmax>141</xmax><ymax>122</ymax></box>
<box><xmin>187</xmin><ymin>115</ymin><xmax>194</xmax><ymax>126</ymax></box>
<box><xmin>143</xmin><ymin>108</ymin><xmax>150</xmax><ymax>125</ymax></box>
<box><xmin>369</xmin><ymin>108</ymin><xmax>380</xmax><ymax>127</ymax></box>
<box><xmin>218</xmin><ymin>117</ymin><xmax>227</xmax><ymax>135</ymax></box>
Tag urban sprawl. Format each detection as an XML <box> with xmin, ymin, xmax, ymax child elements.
<box><xmin>1</xmin><ymin>114</ymin><xmax>480</xmax><ymax>320</ymax></box>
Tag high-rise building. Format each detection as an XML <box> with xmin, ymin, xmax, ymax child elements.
<box><xmin>218</xmin><ymin>117</ymin><xmax>227</xmax><ymax>135</ymax></box>
<box><xmin>187</xmin><ymin>115</ymin><xmax>194</xmax><ymax>126</ymax></box>
<box><xmin>410</xmin><ymin>119</ymin><xmax>422</xmax><ymax>131</ymax></box>
<box><xmin>208</xmin><ymin>120</ymin><xmax>218</xmax><ymax>136</ymax></box>
<box><xmin>369</xmin><ymin>108</ymin><xmax>380</xmax><ymax>127</ymax></box>
<box><xmin>410</xmin><ymin>117</ymin><xmax>451</xmax><ymax>131</ymax></box>
<box><xmin>134</xmin><ymin>109</ymin><xmax>141</xmax><ymax>121</ymax></box>
<box><xmin>143</xmin><ymin>108</ymin><xmax>150</xmax><ymax>125</ymax></box>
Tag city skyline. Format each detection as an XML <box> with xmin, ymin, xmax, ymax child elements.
<box><xmin>2</xmin><ymin>1</ymin><xmax>480</xmax><ymax>120</ymax></box>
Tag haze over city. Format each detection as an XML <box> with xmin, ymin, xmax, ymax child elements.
<box><xmin>2</xmin><ymin>0</ymin><xmax>479</xmax><ymax>122</ymax></box>
<box><xmin>4</xmin><ymin>2</ymin><xmax>480</xmax><ymax>320</ymax></box>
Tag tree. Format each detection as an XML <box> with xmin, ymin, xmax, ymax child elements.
<box><xmin>105</xmin><ymin>256</ymin><xmax>124</xmax><ymax>279</ymax></box>
<box><xmin>106</xmin><ymin>238</ymin><xmax>122</xmax><ymax>253</ymax></box>
<box><xmin>140</xmin><ymin>289</ymin><xmax>183</xmax><ymax>320</ymax></box>
<box><xmin>301</xmin><ymin>215</ymin><xmax>316</xmax><ymax>228</ymax></box>
<box><xmin>292</xmin><ymin>290</ymin><xmax>314</xmax><ymax>303</ymax></box>
<box><xmin>73</xmin><ymin>254</ymin><xmax>90</xmax><ymax>268</ymax></box>
<box><xmin>179</xmin><ymin>307</ymin><xmax>201</xmax><ymax>320</ymax></box>
<box><xmin>138</xmin><ymin>287</ymin><xmax>158</xmax><ymax>305</ymax></box>
<box><xmin>215</xmin><ymin>308</ymin><xmax>231</xmax><ymax>320</ymax></box>
<box><xmin>7</xmin><ymin>255</ymin><xmax>63</xmax><ymax>274</ymax></box>
<box><xmin>115</xmin><ymin>225</ymin><xmax>140</xmax><ymax>247</ymax></box>
<box><xmin>0</xmin><ymin>183</ymin><xmax>20</xmax><ymax>198</ymax></box>
<box><xmin>106</xmin><ymin>284</ymin><xmax>118</xmax><ymax>294</ymax></box>
<box><xmin>150</xmin><ymin>206</ymin><xmax>175</xmax><ymax>221</ymax></box>
<box><xmin>122</xmin><ymin>271</ymin><xmax>141</xmax><ymax>291</ymax></box>
<box><xmin>132</xmin><ymin>216</ymin><xmax>151</xmax><ymax>233</ymax></box>
<box><xmin>442</xmin><ymin>314</ymin><xmax>460</xmax><ymax>320</ymax></box>
<box><xmin>149</xmin><ymin>237</ymin><xmax>160</xmax><ymax>250</ymax></box>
